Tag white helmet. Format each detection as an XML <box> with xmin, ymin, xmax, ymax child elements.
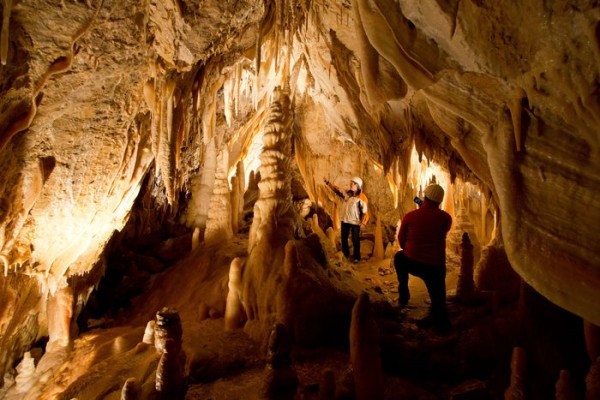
<box><xmin>351</xmin><ymin>177</ymin><xmax>363</xmax><ymax>190</ymax></box>
<box><xmin>424</xmin><ymin>184</ymin><xmax>445</xmax><ymax>203</ymax></box>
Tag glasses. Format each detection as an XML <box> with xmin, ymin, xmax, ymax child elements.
<box><xmin>350</xmin><ymin>181</ymin><xmax>357</xmax><ymax>186</ymax></box>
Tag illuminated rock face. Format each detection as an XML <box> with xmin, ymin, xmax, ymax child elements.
<box><xmin>0</xmin><ymin>0</ymin><xmax>598</xmax><ymax>384</ymax></box>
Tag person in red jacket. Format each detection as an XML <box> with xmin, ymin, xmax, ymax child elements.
<box><xmin>394</xmin><ymin>183</ymin><xmax>452</xmax><ymax>331</ymax></box>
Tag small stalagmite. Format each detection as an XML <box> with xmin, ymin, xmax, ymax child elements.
<box><xmin>262</xmin><ymin>323</ymin><xmax>299</xmax><ymax>399</ymax></box>
<box><xmin>154</xmin><ymin>308</ymin><xmax>183</xmax><ymax>354</ymax></box>
<box><xmin>586</xmin><ymin>356</ymin><xmax>600</xmax><ymax>400</ymax></box>
<box><xmin>349</xmin><ymin>292</ymin><xmax>383</xmax><ymax>400</ymax></box>
<box><xmin>372</xmin><ymin>215</ymin><xmax>384</xmax><ymax>260</ymax></box>
<box><xmin>504</xmin><ymin>346</ymin><xmax>527</xmax><ymax>400</ymax></box>
<box><xmin>155</xmin><ymin>338</ymin><xmax>185</xmax><ymax>397</ymax></box>
<box><xmin>318</xmin><ymin>369</ymin><xmax>336</xmax><ymax>400</ymax></box>
<box><xmin>555</xmin><ymin>370</ymin><xmax>578</xmax><ymax>400</ymax></box>
<box><xmin>120</xmin><ymin>377</ymin><xmax>139</xmax><ymax>400</ymax></box>
<box><xmin>142</xmin><ymin>320</ymin><xmax>156</xmax><ymax>345</ymax></box>
<box><xmin>326</xmin><ymin>227</ymin><xmax>337</xmax><ymax>250</ymax></box>
<box><xmin>46</xmin><ymin>285</ymin><xmax>74</xmax><ymax>352</ymax></box>
<box><xmin>224</xmin><ymin>257</ymin><xmax>247</xmax><ymax>331</ymax></box>
<box><xmin>14</xmin><ymin>351</ymin><xmax>36</xmax><ymax>394</ymax></box>
<box><xmin>456</xmin><ymin>232</ymin><xmax>475</xmax><ymax>302</ymax></box>
<box><xmin>584</xmin><ymin>321</ymin><xmax>599</xmax><ymax>362</ymax></box>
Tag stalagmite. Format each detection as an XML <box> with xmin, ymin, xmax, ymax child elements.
<box><xmin>14</xmin><ymin>351</ymin><xmax>35</xmax><ymax>394</ymax></box>
<box><xmin>372</xmin><ymin>215</ymin><xmax>384</xmax><ymax>260</ymax></box>
<box><xmin>142</xmin><ymin>320</ymin><xmax>156</xmax><ymax>345</ymax></box>
<box><xmin>155</xmin><ymin>338</ymin><xmax>184</xmax><ymax>397</ymax></box>
<box><xmin>224</xmin><ymin>257</ymin><xmax>246</xmax><ymax>331</ymax></box>
<box><xmin>333</xmin><ymin>203</ymin><xmax>340</xmax><ymax>231</ymax></box>
<box><xmin>504</xmin><ymin>347</ymin><xmax>527</xmax><ymax>400</ymax></box>
<box><xmin>185</xmin><ymin>137</ymin><xmax>217</xmax><ymax>228</ymax></box>
<box><xmin>326</xmin><ymin>227</ymin><xmax>337</xmax><ymax>251</ymax></box>
<box><xmin>191</xmin><ymin>227</ymin><xmax>201</xmax><ymax>251</ymax></box>
<box><xmin>154</xmin><ymin>308</ymin><xmax>182</xmax><ymax>354</ymax></box>
<box><xmin>349</xmin><ymin>293</ymin><xmax>383</xmax><ymax>400</ymax></box>
<box><xmin>262</xmin><ymin>323</ymin><xmax>298</xmax><ymax>399</ymax></box>
<box><xmin>319</xmin><ymin>369</ymin><xmax>336</xmax><ymax>400</ymax></box>
<box><xmin>236</xmin><ymin>161</ymin><xmax>245</xmax><ymax>218</ymax></box>
<box><xmin>205</xmin><ymin>148</ymin><xmax>233</xmax><ymax>244</ymax></box>
<box><xmin>456</xmin><ymin>232</ymin><xmax>475</xmax><ymax>302</ymax></box>
<box><xmin>584</xmin><ymin>320</ymin><xmax>600</xmax><ymax>362</ymax></box>
<box><xmin>247</xmin><ymin>86</ymin><xmax>295</xmax><ymax>250</ymax></box>
<box><xmin>555</xmin><ymin>370</ymin><xmax>578</xmax><ymax>400</ymax></box>
<box><xmin>120</xmin><ymin>377</ymin><xmax>139</xmax><ymax>400</ymax></box>
<box><xmin>587</xmin><ymin>356</ymin><xmax>600</xmax><ymax>400</ymax></box>
<box><xmin>46</xmin><ymin>285</ymin><xmax>74</xmax><ymax>352</ymax></box>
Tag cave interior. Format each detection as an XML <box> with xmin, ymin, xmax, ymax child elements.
<box><xmin>0</xmin><ymin>0</ymin><xmax>599</xmax><ymax>399</ymax></box>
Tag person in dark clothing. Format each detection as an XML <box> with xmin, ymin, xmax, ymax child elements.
<box><xmin>394</xmin><ymin>183</ymin><xmax>452</xmax><ymax>331</ymax></box>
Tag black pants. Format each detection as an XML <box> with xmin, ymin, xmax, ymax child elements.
<box><xmin>394</xmin><ymin>251</ymin><xmax>447</xmax><ymax>320</ymax></box>
<box><xmin>341</xmin><ymin>222</ymin><xmax>361</xmax><ymax>261</ymax></box>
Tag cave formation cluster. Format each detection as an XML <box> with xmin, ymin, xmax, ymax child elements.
<box><xmin>0</xmin><ymin>0</ymin><xmax>599</xmax><ymax>399</ymax></box>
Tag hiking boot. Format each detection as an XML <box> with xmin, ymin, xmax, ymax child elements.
<box><xmin>353</xmin><ymin>259</ymin><xmax>360</xmax><ymax>264</ymax></box>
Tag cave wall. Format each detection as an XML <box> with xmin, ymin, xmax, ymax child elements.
<box><xmin>0</xmin><ymin>0</ymin><xmax>598</xmax><ymax>384</ymax></box>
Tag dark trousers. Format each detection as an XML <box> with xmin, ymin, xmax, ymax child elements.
<box><xmin>341</xmin><ymin>222</ymin><xmax>361</xmax><ymax>260</ymax></box>
<box><xmin>394</xmin><ymin>251</ymin><xmax>447</xmax><ymax>320</ymax></box>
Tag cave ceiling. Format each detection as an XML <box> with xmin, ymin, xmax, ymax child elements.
<box><xmin>0</xmin><ymin>0</ymin><xmax>598</xmax><ymax>360</ymax></box>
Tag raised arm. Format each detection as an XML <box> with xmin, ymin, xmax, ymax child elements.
<box><xmin>323</xmin><ymin>178</ymin><xmax>345</xmax><ymax>199</ymax></box>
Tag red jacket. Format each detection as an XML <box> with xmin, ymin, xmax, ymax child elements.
<box><xmin>398</xmin><ymin>201</ymin><xmax>452</xmax><ymax>266</ymax></box>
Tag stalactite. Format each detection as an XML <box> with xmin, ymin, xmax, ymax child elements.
<box><xmin>509</xmin><ymin>87</ymin><xmax>527</xmax><ymax>152</ymax></box>
<box><xmin>230</xmin><ymin>175</ymin><xmax>240</xmax><ymax>234</ymax></box>
<box><xmin>174</xmin><ymin>108</ymin><xmax>185</xmax><ymax>171</ymax></box>
<box><xmin>0</xmin><ymin>0</ymin><xmax>12</xmax><ymax>65</ymax></box>
<box><xmin>1</xmin><ymin>0</ymin><xmax>104</xmax><ymax>151</ymax></box>
<box><xmin>236</xmin><ymin>160</ymin><xmax>245</xmax><ymax>223</ymax></box>
<box><xmin>225</xmin><ymin>257</ymin><xmax>246</xmax><ymax>331</ymax></box>
<box><xmin>355</xmin><ymin>0</ymin><xmax>434</xmax><ymax>91</ymax></box>
<box><xmin>350</xmin><ymin>293</ymin><xmax>384</xmax><ymax>400</ymax></box>
<box><xmin>158</xmin><ymin>79</ymin><xmax>176</xmax><ymax>204</ymax></box>
<box><xmin>223</xmin><ymin>76</ymin><xmax>234</xmax><ymax>127</ymax></box>
<box><xmin>151</xmin><ymin>80</ymin><xmax>162</xmax><ymax>171</ymax></box>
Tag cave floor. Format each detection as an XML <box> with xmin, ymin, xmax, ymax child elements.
<box><xmin>7</xmin><ymin>244</ymin><xmax>512</xmax><ymax>400</ymax></box>
<box><xmin>184</xmin><ymin>253</ymin><xmax>479</xmax><ymax>400</ymax></box>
